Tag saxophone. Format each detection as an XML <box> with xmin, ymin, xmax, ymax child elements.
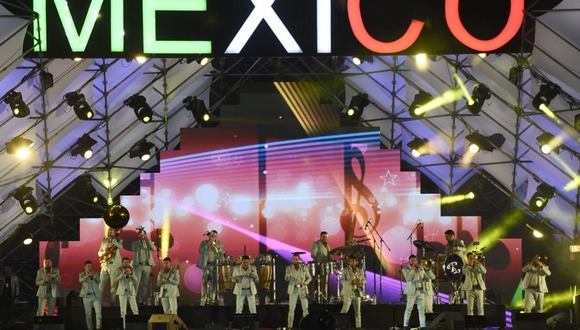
<box><xmin>99</xmin><ymin>237</ymin><xmax>118</xmax><ymax>263</ymax></box>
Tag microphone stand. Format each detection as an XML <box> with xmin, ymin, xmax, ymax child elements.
<box><xmin>367</xmin><ymin>220</ymin><xmax>391</xmax><ymax>303</ymax></box>
<box><xmin>406</xmin><ymin>221</ymin><xmax>420</xmax><ymax>256</ymax></box>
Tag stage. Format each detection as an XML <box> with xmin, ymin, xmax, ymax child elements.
<box><xmin>60</xmin><ymin>303</ymin><xmax>508</xmax><ymax>329</ymax></box>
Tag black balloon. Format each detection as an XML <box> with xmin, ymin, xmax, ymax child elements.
<box><xmin>103</xmin><ymin>204</ymin><xmax>130</xmax><ymax>228</ymax></box>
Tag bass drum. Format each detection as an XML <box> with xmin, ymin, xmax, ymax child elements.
<box><xmin>444</xmin><ymin>254</ymin><xmax>464</xmax><ymax>281</ymax></box>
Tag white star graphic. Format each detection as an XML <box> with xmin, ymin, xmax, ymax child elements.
<box><xmin>380</xmin><ymin>170</ymin><xmax>398</xmax><ymax>187</ymax></box>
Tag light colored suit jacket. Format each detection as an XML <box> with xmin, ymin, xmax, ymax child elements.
<box><xmin>444</xmin><ymin>239</ymin><xmax>466</xmax><ymax>258</ymax></box>
<box><xmin>116</xmin><ymin>268</ymin><xmax>138</xmax><ymax>295</ymax></box>
<box><xmin>462</xmin><ymin>263</ymin><xmax>487</xmax><ymax>291</ymax></box>
<box><xmin>0</xmin><ymin>273</ymin><xmax>20</xmax><ymax>298</ymax></box>
<box><xmin>424</xmin><ymin>269</ymin><xmax>437</xmax><ymax>295</ymax></box>
<box><xmin>232</xmin><ymin>265</ymin><xmax>259</xmax><ymax>295</ymax></box>
<box><xmin>197</xmin><ymin>239</ymin><xmax>225</xmax><ymax>269</ymax></box>
<box><xmin>98</xmin><ymin>237</ymin><xmax>123</xmax><ymax>268</ymax></box>
<box><xmin>285</xmin><ymin>264</ymin><xmax>312</xmax><ymax>295</ymax></box>
<box><xmin>521</xmin><ymin>264</ymin><xmax>551</xmax><ymax>293</ymax></box>
<box><xmin>311</xmin><ymin>240</ymin><xmax>331</xmax><ymax>262</ymax></box>
<box><xmin>402</xmin><ymin>266</ymin><xmax>427</xmax><ymax>296</ymax></box>
<box><xmin>79</xmin><ymin>271</ymin><xmax>102</xmax><ymax>298</ymax></box>
<box><xmin>341</xmin><ymin>266</ymin><xmax>366</xmax><ymax>298</ymax></box>
<box><xmin>157</xmin><ymin>267</ymin><xmax>180</xmax><ymax>297</ymax></box>
<box><xmin>36</xmin><ymin>268</ymin><xmax>61</xmax><ymax>297</ymax></box>
<box><xmin>131</xmin><ymin>239</ymin><xmax>156</xmax><ymax>266</ymax></box>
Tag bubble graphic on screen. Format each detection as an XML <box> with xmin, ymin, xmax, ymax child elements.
<box><xmin>196</xmin><ymin>184</ymin><xmax>219</xmax><ymax>211</ymax></box>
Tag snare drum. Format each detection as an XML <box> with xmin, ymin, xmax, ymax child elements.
<box><xmin>444</xmin><ymin>254</ymin><xmax>464</xmax><ymax>281</ymax></box>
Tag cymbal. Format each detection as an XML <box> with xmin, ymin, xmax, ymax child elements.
<box><xmin>413</xmin><ymin>240</ymin><xmax>435</xmax><ymax>251</ymax></box>
<box><xmin>329</xmin><ymin>246</ymin><xmax>361</xmax><ymax>255</ymax></box>
<box><xmin>347</xmin><ymin>238</ymin><xmax>370</xmax><ymax>244</ymax></box>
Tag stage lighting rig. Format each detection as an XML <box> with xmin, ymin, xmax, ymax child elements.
<box><xmin>536</xmin><ymin>132</ymin><xmax>560</xmax><ymax>154</ymax></box>
<box><xmin>70</xmin><ymin>133</ymin><xmax>97</xmax><ymax>159</ymax></box>
<box><xmin>528</xmin><ymin>183</ymin><xmax>556</xmax><ymax>212</ymax></box>
<box><xmin>345</xmin><ymin>93</ymin><xmax>370</xmax><ymax>120</ymax></box>
<box><xmin>409</xmin><ymin>90</ymin><xmax>433</xmax><ymax>119</ymax></box>
<box><xmin>4</xmin><ymin>91</ymin><xmax>30</xmax><ymax>118</ymax></box>
<box><xmin>124</xmin><ymin>94</ymin><xmax>153</xmax><ymax>123</ymax></box>
<box><xmin>407</xmin><ymin>137</ymin><xmax>429</xmax><ymax>157</ymax></box>
<box><xmin>532</xmin><ymin>84</ymin><xmax>558</xmax><ymax>112</ymax></box>
<box><xmin>183</xmin><ymin>96</ymin><xmax>219</xmax><ymax>127</ymax></box>
<box><xmin>129</xmin><ymin>139</ymin><xmax>156</xmax><ymax>161</ymax></box>
<box><xmin>76</xmin><ymin>175</ymin><xmax>99</xmax><ymax>203</ymax></box>
<box><xmin>6</xmin><ymin>136</ymin><xmax>34</xmax><ymax>158</ymax></box>
<box><xmin>12</xmin><ymin>186</ymin><xmax>38</xmax><ymax>214</ymax></box>
<box><xmin>465</xmin><ymin>132</ymin><xmax>505</xmax><ymax>153</ymax></box>
<box><xmin>64</xmin><ymin>92</ymin><xmax>94</xmax><ymax>120</ymax></box>
<box><xmin>466</xmin><ymin>84</ymin><xmax>491</xmax><ymax>114</ymax></box>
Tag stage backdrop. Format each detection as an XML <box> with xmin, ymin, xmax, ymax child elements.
<box><xmin>39</xmin><ymin>126</ymin><xmax>522</xmax><ymax>305</ymax></box>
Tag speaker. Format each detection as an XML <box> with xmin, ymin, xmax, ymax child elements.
<box><xmin>148</xmin><ymin>314</ymin><xmax>187</xmax><ymax>330</ymax></box>
<box><xmin>229</xmin><ymin>313</ymin><xmax>259</xmax><ymax>330</ymax></box>
<box><xmin>513</xmin><ymin>313</ymin><xmax>546</xmax><ymax>330</ymax></box>
<box><xmin>320</xmin><ymin>310</ymin><xmax>350</xmax><ymax>330</ymax></box>
<box><xmin>102</xmin><ymin>317</ymin><xmax>124</xmax><ymax>330</ymax></box>
<box><xmin>126</xmin><ymin>314</ymin><xmax>152</xmax><ymax>330</ymax></box>
<box><xmin>465</xmin><ymin>315</ymin><xmax>486</xmax><ymax>328</ymax></box>
<box><xmin>33</xmin><ymin>316</ymin><xmax>64</xmax><ymax>330</ymax></box>
<box><xmin>427</xmin><ymin>311</ymin><xmax>465</xmax><ymax>329</ymax></box>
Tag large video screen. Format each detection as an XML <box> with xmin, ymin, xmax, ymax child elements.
<box><xmin>39</xmin><ymin>126</ymin><xmax>521</xmax><ymax>305</ymax></box>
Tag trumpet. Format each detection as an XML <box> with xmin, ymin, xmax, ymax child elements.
<box><xmin>534</xmin><ymin>255</ymin><xmax>548</xmax><ymax>264</ymax></box>
<box><xmin>421</xmin><ymin>258</ymin><xmax>433</xmax><ymax>268</ymax></box>
<box><xmin>122</xmin><ymin>266</ymin><xmax>134</xmax><ymax>276</ymax></box>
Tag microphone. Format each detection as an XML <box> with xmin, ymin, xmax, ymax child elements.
<box><xmin>202</xmin><ymin>231</ymin><xmax>210</xmax><ymax>236</ymax></box>
<box><xmin>418</xmin><ymin>219</ymin><xmax>423</xmax><ymax>229</ymax></box>
<box><xmin>364</xmin><ymin>218</ymin><xmax>372</xmax><ymax>230</ymax></box>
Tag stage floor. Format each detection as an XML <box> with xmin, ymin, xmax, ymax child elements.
<box><xmin>61</xmin><ymin>303</ymin><xmax>508</xmax><ymax>329</ymax></box>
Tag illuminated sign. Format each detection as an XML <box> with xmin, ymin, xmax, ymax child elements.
<box><xmin>23</xmin><ymin>0</ymin><xmax>533</xmax><ymax>58</ymax></box>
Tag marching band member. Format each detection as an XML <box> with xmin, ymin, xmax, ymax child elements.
<box><xmin>131</xmin><ymin>227</ymin><xmax>156</xmax><ymax>305</ymax></box>
<box><xmin>79</xmin><ymin>260</ymin><xmax>102</xmax><ymax>330</ymax></box>
<box><xmin>98</xmin><ymin>228</ymin><xmax>123</xmax><ymax>305</ymax></box>
<box><xmin>285</xmin><ymin>253</ymin><xmax>312</xmax><ymax>328</ymax></box>
<box><xmin>402</xmin><ymin>255</ymin><xmax>427</xmax><ymax>329</ymax></box>
<box><xmin>463</xmin><ymin>252</ymin><xmax>487</xmax><ymax>316</ymax></box>
<box><xmin>444</xmin><ymin>230</ymin><xmax>466</xmax><ymax>258</ymax></box>
<box><xmin>232</xmin><ymin>255</ymin><xmax>259</xmax><ymax>314</ymax></box>
<box><xmin>116</xmin><ymin>257</ymin><xmax>139</xmax><ymax>328</ymax></box>
<box><xmin>35</xmin><ymin>258</ymin><xmax>61</xmax><ymax>316</ymax></box>
<box><xmin>197</xmin><ymin>230</ymin><xmax>225</xmax><ymax>306</ymax></box>
<box><xmin>422</xmin><ymin>259</ymin><xmax>437</xmax><ymax>314</ymax></box>
<box><xmin>340</xmin><ymin>255</ymin><xmax>365</xmax><ymax>329</ymax></box>
<box><xmin>157</xmin><ymin>257</ymin><xmax>180</xmax><ymax>315</ymax></box>
<box><xmin>522</xmin><ymin>255</ymin><xmax>551</xmax><ymax>313</ymax></box>
<box><xmin>310</xmin><ymin>232</ymin><xmax>331</xmax><ymax>302</ymax></box>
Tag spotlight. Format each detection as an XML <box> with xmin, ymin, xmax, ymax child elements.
<box><xmin>124</xmin><ymin>94</ymin><xmax>153</xmax><ymax>123</ymax></box>
<box><xmin>532</xmin><ymin>84</ymin><xmax>558</xmax><ymax>112</ymax></box>
<box><xmin>70</xmin><ymin>133</ymin><xmax>97</xmax><ymax>159</ymax></box>
<box><xmin>536</xmin><ymin>132</ymin><xmax>560</xmax><ymax>154</ymax></box>
<box><xmin>466</xmin><ymin>84</ymin><xmax>491</xmax><ymax>114</ymax></box>
<box><xmin>407</xmin><ymin>137</ymin><xmax>429</xmax><ymax>157</ymax></box>
<box><xmin>465</xmin><ymin>132</ymin><xmax>505</xmax><ymax>153</ymax></box>
<box><xmin>76</xmin><ymin>175</ymin><xmax>99</xmax><ymax>203</ymax></box>
<box><xmin>525</xmin><ymin>224</ymin><xmax>543</xmax><ymax>238</ymax></box>
<box><xmin>352</xmin><ymin>56</ymin><xmax>373</xmax><ymax>66</ymax></box>
<box><xmin>528</xmin><ymin>183</ymin><xmax>555</xmax><ymax>212</ymax></box>
<box><xmin>345</xmin><ymin>93</ymin><xmax>370</xmax><ymax>120</ymax></box>
<box><xmin>409</xmin><ymin>90</ymin><xmax>433</xmax><ymax>119</ymax></box>
<box><xmin>12</xmin><ymin>186</ymin><xmax>38</xmax><ymax>214</ymax></box>
<box><xmin>4</xmin><ymin>91</ymin><xmax>30</xmax><ymax>118</ymax></box>
<box><xmin>5</xmin><ymin>136</ymin><xmax>34</xmax><ymax>158</ymax></box>
<box><xmin>129</xmin><ymin>139</ymin><xmax>156</xmax><ymax>161</ymax></box>
<box><xmin>64</xmin><ymin>92</ymin><xmax>94</xmax><ymax>120</ymax></box>
<box><xmin>183</xmin><ymin>96</ymin><xmax>219</xmax><ymax>127</ymax></box>
<box><xmin>22</xmin><ymin>233</ymin><xmax>33</xmax><ymax>245</ymax></box>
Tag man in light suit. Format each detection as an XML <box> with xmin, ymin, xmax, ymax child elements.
<box><xmin>402</xmin><ymin>255</ymin><xmax>427</xmax><ymax>329</ymax></box>
<box><xmin>310</xmin><ymin>231</ymin><xmax>331</xmax><ymax>302</ymax></box>
<box><xmin>521</xmin><ymin>255</ymin><xmax>551</xmax><ymax>313</ymax></box>
<box><xmin>36</xmin><ymin>258</ymin><xmax>61</xmax><ymax>316</ymax></box>
<box><xmin>462</xmin><ymin>252</ymin><xmax>487</xmax><ymax>316</ymax></box>
<box><xmin>79</xmin><ymin>260</ymin><xmax>102</xmax><ymax>330</ymax></box>
<box><xmin>285</xmin><ymin>253</ymin><xmax>312</xmax><ymax>328</ymax></box>
<box><xmin>444</xmin><ymin>230</ymin><xmax>466</xmax><ymax>258</ymax></box>
<box><xmin>0</xmin><ymin>264</ymin><xmax>20</xmax><ymax>324</ymax></box>
<box><xmin>197</xmin><ymin>230</ymin><xmax>225</xmax><ymax>305</ymax></box>
<box><xmin>422</xmin><ymin>260</ymin><xmax>437</xmax><ymax>313</ymax></box>
<box><xmin>157</xmin><ymin>257</ymin><xmax>180</xmax><ymax>315</ymax></box>
<box><xmin>98</xmin><ymin>228</ymin><xmax>123</xmax><ymax>305</ymax></box>
<box><xmin>131</xmin><ymin>227</ymin><xmax>156</xmax><ymax>305</ymax></box>
<box><xmin>340</xmin><ymin>255</ymin><xmax>366</xmax><ymax>329</ymax></box>
<box><xmin>116</xmin><ymin>258</ymin><xmax>139</xmax><ymax>327</ymax></box>
<box><xmin>232</xmin><ymin>256</ymin><xmax>259</xmax><ymax>314</ymax></box>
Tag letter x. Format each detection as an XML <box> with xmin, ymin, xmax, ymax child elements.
<box><xmin>225</xmin><ymin>0</ymin><xmax>302</xmax><ymax>54</ymax></box>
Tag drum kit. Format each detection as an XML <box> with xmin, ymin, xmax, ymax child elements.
<box><xmin>217</xmin><ymin>254</ymin><xmax>276</xmax><ymax>297</ymax></box>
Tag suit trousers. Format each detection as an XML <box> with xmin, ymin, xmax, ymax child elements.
<box><xmin>288</xmin><ymin>287</ymin><xmax>309</xmax><ymax>327</ymax></box>
<box><xmin>82</xmin><ymin>294</ymin><xmax>102</xmax><ymax>330</ymax></box>
<box><xmin>235</xmin><ymin>290</ymin><xmax>256</xmax><ymax>314</ymax></box>
<box><xmin>37</xmin><ymin>294</ymin><xmax>56</xmax><ymax>316</ymax></box>
<box><xmin>134</xmin><ymin>264</ymin><xmax>152</xmax><ymax>304</ymax></box>
<box><xmin>404</xmin><ymin>293</ymin><xmax>426</xmax><ymax>327</ymax></box>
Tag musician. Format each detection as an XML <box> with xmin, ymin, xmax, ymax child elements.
<box><xmin>157</xmin><ymin>257</ymin><xmax>180</xmax><ymax>315</ymax></box>
<box><xmin>285</xmin><ymin>253</ymin><xmax>312</xmax><ymax>328</ymax></box>
<box><xmin>232</xmin><ymin>255</ymin><xmax>259</xmax><ymax>314</ymax></box>
<box><xmin>402</xmin><ymin>255</ymin><xmax>427</xmax><ymax>329</ymax></box>
<box><xmin>310</xmin><ymin>231</ymin><xmax>331</xmax><ymax>301</ymax></box>
<box><xmin>116</xmin><ymin>257</ymin><xmax>139</xmax><ymax>327</ymax></box>
<box><xmin>340</xmin><ymin>255</ymin><xmax>365</xmax><ymax>329</ymax></box>
<box><xmin>444</xmin><ymin>229</ymin><xmax>466</xmax><ymax>258</ymax></box>
<box><xmin>0</xmin><ymin>265</ymin><xmax>20</xmax><ymax>324</ymax></box>
<box><xmin>197</xmin><ymin>230</ymin><xmax>225</xmax><ymax>305</ymax></box>
<box><xmin>521</xmin><ymin>255</ymin><xmax>551</xmax><ymax>313</ymax></box>
<box><xmin>79</xmin><ymin>260</ymin><xmax>102</xmax><ymax>330</ymax></box>
<box><xmin>131</xmin><ymin>227</ymin><xmax>156</xmax><ymax>305</ymax></box>
<box><xmin>98</xmin><ymin>227</ymin><xmax>123</xmax><ymax>305</ymax></box>
<box><xmin>462</xmin><ymin>252</ymin><xmax>487</xmax><ymax>316</ymax></box>
<box><xmin>35</xmin><ymin>258</ymin><xmax>61</xmax><ymax>316</ymax></box>
<box><xmin>421</xmin><ymin>259</ymin><xmax>437</xmax><ymax>314</ymax></box>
